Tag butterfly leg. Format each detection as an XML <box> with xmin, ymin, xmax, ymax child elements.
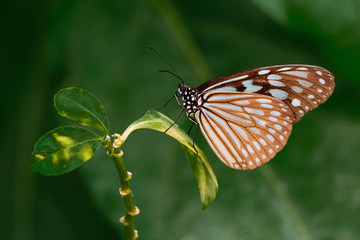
<box><xmin>174</xmin><ymin>93</ymin><xmax>186</xmax><ymax>109</ymax></box>
<box><xmin>187</xmin><ymin>122</ymin><xmax>194</xmax><ymax>136</ymax></box>
<box><xmin>164</xmin><ymin>108</ymin><xmax>185</xmax><ymax>133</ymax></box>
<box><xmin>150</xmin><ymin>92</ymin><xmax>177</xmax><ymax>110</ymax></box>
<box><xmin>191</xmin><ymin>123</ymin><xmax>200</xmax><ymax>154</ymax></box>
<box><xmin>187</xmin><ymin>115</ymin><xmax>199</xmax><ymax>153</ymax></box>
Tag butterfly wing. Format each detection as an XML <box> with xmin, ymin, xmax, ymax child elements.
<box><xmin>195</xmin><ymin>91</ymin><xmax>294</xmax><ymax>170</ymax></box>
<box><xmin>196</xmin><ymin>65</ymin><xmax>335</xmax><ymax>123</ymax></box>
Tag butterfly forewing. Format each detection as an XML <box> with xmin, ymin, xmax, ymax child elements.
<box><xmin>195</xmin><ymin>91</ymin><xmax>294</xmax><ymax>170</ymax></box>
<box><xmin>196</xmin><ymin>65</ymin><xmax>335</xmax><ymax>122</ymax></box>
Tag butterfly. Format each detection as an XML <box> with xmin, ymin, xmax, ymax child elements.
<box><xmin>149</xmin><ymin>48</ymin><xmax>335</xmax><ymax>170</ymax></box>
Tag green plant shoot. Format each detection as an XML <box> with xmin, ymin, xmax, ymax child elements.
<box><xmin>29</xmin><ymin>87</ymin><xmax>218</xmax><ymax>240</ymax></box>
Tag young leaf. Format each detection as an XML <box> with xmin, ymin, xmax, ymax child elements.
<box><xmin>54</xmin><ymin>87</ymin><xmax>109</xmax><ymax>135</ymax></box>
<box><xmin>122</xmin><ymin>110</ymin><xmax>218</xmax><ymax>209</ymax></box>
<box><xmin>180</xmin><ymin>145</ymin><xmax>219</xmax><ymax>209</ymax></box>
<box><xmin>29</xmin><ymin>126</ymin><xmax>103</xmax><ymax>176</ymax></box>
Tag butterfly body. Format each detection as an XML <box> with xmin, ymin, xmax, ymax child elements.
<box><xmin>175</xmin><ymin>64</ymin><xmax>335</xmax><ymax>170</ymax></box>
<box><xmin>178</xmin><ymin>83</ymin><xmax>199</xmax><ymax>119</ymax></box>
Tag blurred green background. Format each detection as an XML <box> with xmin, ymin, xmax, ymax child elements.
<box><xmin>2</xmin><ymin>0</ymin><xmax>360</xmax><ymax>239</ymax></box>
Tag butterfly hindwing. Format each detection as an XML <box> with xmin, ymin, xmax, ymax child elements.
<box><xmin>196</xmin><ymin>65</ymin><xmax>335</xmax><ymax>122</ymax></box>
<box><xmin>195</xmin><ymin>91</ymin><xmax>294</xmax><ymax>170</ymax></box>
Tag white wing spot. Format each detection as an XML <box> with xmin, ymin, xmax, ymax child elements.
<box><xmin>276</xmin><ymin>145</ymin><xmax>280</xmax><ymax>149</ymax></box>
<box><xmin>317</xmin><ymin>89</ymin><xmax>323</xmax><ymax>93</ymax></box>
<box><xmin>298</xmin><ymin>80</ymin><xmax>313</xmax><ymax>87</ymax></box>
<box><xmin>269</xmin><ymin>80</ymin><xmax>286</xmax><ymax>86</ymax></box>
<box><xmin>255</xmin><ymin>157</ymin><xmax>260</xmax><ymax>162</ymax></box>
<box><xmin>316</xmin><ymin>71</ymin><xmax>322</xmax><ymax>75</ymax></box>
<box><xmin>249</xmin><ymin>161</ymin><xmax>253</xmax><ymax>166</ymax></box>
<box><xmin>229</xmin><ymin>123</ymin><xmax>249</xmax><ymax>141</ymax></box>
<box><xmin>204</xmin><ymin>108</ymin><xmax>252</xmax><ymax>124</ymax></box>
<box><xmin>234</xmin><ymin>100</ymin><xmax>250</xmax><ymax>105</ymax></box>
<box><xmin>319</xmin><ymin>78</ymin><xmax>325</xmax><ymax>84</ymax></box>
<box><xmin>299</xmin><ymin>110</ymin><xmax>304</xmax><ymax>114</ymax></box>
<box><xmin>291</xmin><ymin>86</ymin><xmax>303</xmax><ymax>93</ymax></box>
<box><xmin>242</xmin><ymin>164</ymin><xmax>247</xmax><ymax>168</ymax></box>
<box><xmin>257</xmin><ymin>98</ymin><xmax>272</xmax><ymax>103</ymax></box>
<box><xmin>266</xmin><ymin>134</ymin><xmax>275</xmax><ymax>142</ymax></box>
<box><xmin>253</xmin><ymin>141</ymin><xmax>261</xmax><ymax>150</ymax></box>
<box><xmin>215</xmin><ymin>86</ymin><xmax>237</xmax><ymax>91</ymax></box>
<box><xmin>269</xmin><ymin>128</ymin><xmax>276</xmax><ymax>134</ymax></box>
<box><xmin>253</xmin><ymin>117</ymin><xmax>266</xmax><ymax>127</ymax></box>
<box><xmin>258</xmin><ymin>69</ymin><xmax>270</xmax><ymax>75</ymax></box>
<box><xmin>249</xmin><ymin>127</ymin><xmax>261</xmax><ymax>135</ymax></box>
<box><xmin>261</xmin><ymin>104</ymin><xmax>273</xmax><ymax>109</ymax></box>
<box><xmin>305</xmin><ymin>106</ymin><xmax>309</xmax><ymax>110</ymax></box>
<box><xmin>283</xmin><ymin>121</ymin><xmax>288</xmax><ymax>125</ymax></box>
<box><xmin>286</xmin><ymin>116</ymin><xmax>290</xmax><ymax>120</ymax></box>
<box><xmin>283</xmin><ymin>71</ymin><xmax>308</xmax><ymax>78</ymax></box>
<box><xmin>291</xmin><ymin>98</ymin><xmax>301</xmax><ymax>107</ymax></box>
<box><xmin>205</xmin><ymin>75</ymin><xmax>249</xmax><ymax>90</ymax></box>
<box><xmin>308</xmin><ymin>94</ymin><xmax>315</xmax><ymax>99</ymax></box>
<box><xmin>280</xmin><ymin>135</ymin><xmax>284</xmax><ymax>140</ymax></box>
<box><xmin>277</xmin><ymin>67</ymin><xmax>292</xmax><ymax>71</ymax></box>
<box><xmin>259</xmin><ymin>138</ymin><xmax>267</xmax><ymax>146</ymax></box>
<box><xmin>206</xmin><ymin>94</ymin><xmax>250</xmax><ymax>101</ymax></box>
<box><xmin>269</xmin><ymin>89</ymin><xmax>288</xmax><ymax>100</ymax></box>
<box><xmin>262</xmin><ymin>154</ymin><xmax>266</xmax><ymax>159</ymax></box>
<box><xmin>243</xmin><ymin>80</ymin><xmax>263</xmax><ymax>93</ymax></box>
<box><xmin>267</xmin><ymin>74</ymin><xmax>282</xmax><ymax>80</ymax></box>
<box><xmin>269</xmin><ymin>149</ymin><xmax>273</xmax><ymax>154</ymax></box>
<box><xmin>245</xmin><ymin>108</ymin><xmax>264</xmax><ymax>116</ymax></box>
<box><xmin>231</xmin><ymin>75</ymin><xmax>249</xmax><ymax>80</ymax></box>
<box><xmin>281</xmin><ymin>108</ymin><xmax>288</xmax><ymax>112</ymax></box>
<box><xmin>247</xmin><ymin>144</ymin><xmax>254</xmax><ymax>154</ymax></box>
<box><xmin>296</xmin><ymin>67</ymin><xmax>308</xmax><ymax>70</ymax></box>
<box><xmin>274</xmin><ymin>124</ymin><xmax>282</xmax><ymax>130</ymax></box>
<box><xmin>269</xmin><ymin>117</ymin><xmax>277</xmax><ymax>122</ymax></box>
<box><xmin>270</xmin><ymin>111</ymin><xmax>281</xmax><ymax>116</ymax></box>
<box><xmin>242</xmin><ymin>148</ymin><xmax>248</xmax><ymax>157</ymax></box>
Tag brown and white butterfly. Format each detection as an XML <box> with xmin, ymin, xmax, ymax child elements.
<box><xmin>174</xmin><ymin>64</ymin><xmax>335</xmax><ymax>170</ymax></box>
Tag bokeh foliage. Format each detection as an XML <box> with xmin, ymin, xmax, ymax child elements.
<box><xmin>2</xmin><ymin>0</ymin><xmax>360</xmax><ymax>240</ymax></box>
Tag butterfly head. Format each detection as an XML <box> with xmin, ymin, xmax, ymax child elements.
<box><xmin>177</xmin><ymin>83</ymin><xmax>185</xmax><ymax>94</ymax></box>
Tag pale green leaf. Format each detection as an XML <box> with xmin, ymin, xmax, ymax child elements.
<box><xmin>29</xmin><ymin>126</ymin><xmax>103</xmax><ymax>176</ymax></box>
<box><xmin>122</xmin><ymin>110</ymin><xmax>218</xmax><ymax>209</ymax></box>
<box><xmin>54</xmin><ymin>87</ymin><xmax>109</xmax><ymax>135</ymax></box>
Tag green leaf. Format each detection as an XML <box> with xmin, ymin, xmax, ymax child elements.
<box><xmin>54</xmin><ymin>87</ymin><xmax>109</xmax><ymax>135</ymax></box>
<box><xmin>29</xmin><ymin>126</ymin><xmax>103</xmax><ymax>176</ymax></box>
<box><xmin>122</xmin><ymin>110</ymin><xmax>218</xmax><ymax>209</ymax></box>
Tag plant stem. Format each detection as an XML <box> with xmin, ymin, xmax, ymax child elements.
<box><xmin>103</xmin><ymin>135</ymin><xmax>139</xmax><ymax>240</ymax></box>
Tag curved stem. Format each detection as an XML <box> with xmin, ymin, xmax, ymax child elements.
<box><xmin>103</xmin><ymin>135</ymin><xmax>139</xmax><ymax>240</ymax></box>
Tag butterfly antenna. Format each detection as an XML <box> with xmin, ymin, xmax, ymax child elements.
<box><xmin>147</xmin><ymin>46</ymin><xmax>184</xmax><ymax>83</ymax></box>
<box><xmin>158</xmin><ymin>70</ymin><xmax>183</xmax><ymax>82</ymax></box>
